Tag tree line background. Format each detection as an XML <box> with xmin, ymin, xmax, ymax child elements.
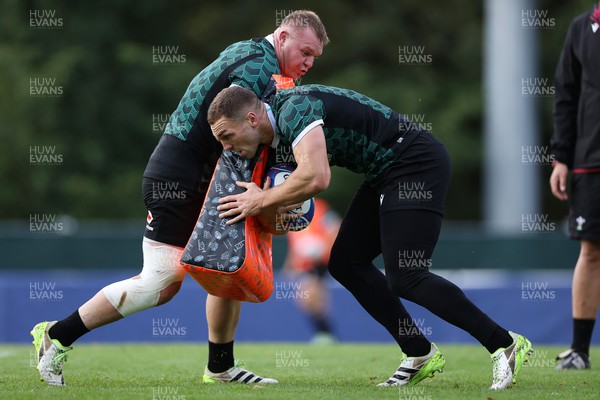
<box><xmin>0</xmin><ymin>0</ymin><xmax>594</xmax><ymax>221</ymax></box>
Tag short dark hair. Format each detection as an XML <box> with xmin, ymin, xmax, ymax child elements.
<box><xmin>207</xmin><ymin>86</ymin><xmax>262</xmax><ymax>125</ymax></box>
<box><xmin>280</xmin><ymin>10</ymin><xmax>330</xmax><ymax>46</ymax></box>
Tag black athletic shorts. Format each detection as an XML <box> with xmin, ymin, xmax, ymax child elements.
<box><xmin>142</xmin><ymin>178</ymin><xmax>207</xmax><ymax>248</ymax></box>
<box><xmin>569</xmin><ymin>172</ymin><xmax>600</xmax><ymax>241</ymax></box>
<box><xmin>371</xmin><ymin>132</ymin><xmax>451</xmax><ymax>216</ymax></box>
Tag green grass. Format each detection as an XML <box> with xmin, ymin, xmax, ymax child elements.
<box><xmin>1</xmin><ymin>343</ymin><xmax>598</xmax><ymax>400</ymax></box>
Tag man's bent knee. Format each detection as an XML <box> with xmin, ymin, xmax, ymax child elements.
<box><xmin>327</xmin><ymin>244</ymin><xmax>349</xmax><ymax>280</ymax></box>
<box><xmin>158</xmin><ymin>281</ymin><xmax>183</xmax><ymax>305</ymax></box>
<box><xmin>103</xmin><ymin>271</ymin><xmax>185</xmax><ymax>316</ymax></box>
<box><xmin>103</xmin><ymin>240</ymin><xmax>186</xmax><ymax>316</ymax></box>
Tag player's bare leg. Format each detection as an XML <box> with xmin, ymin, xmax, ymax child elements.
<box><xmin>572</xmin><ymin>240</ymin><xmax>600</xmax><ymax>319</ymax></box>
<box><xmin>30</xmin><ymin>279</ymin><xmax>183</xmax><ymax>386</ymax></box>
<box><xmin>78</xmin><ymin>292</ymin><xmax>124</xmax><ymax>329</ymax></box>
<box><xmin>296</xmin><ymin>275</ymin><xmax>335</xmax><ymax>343</ymax></box>
<box><xmin>79</xmin><ymin>279</ymin><xmax>183</xmax><ymax>329</ymax></box>
<box><xmin>203</xmin><ymin>294</ymin><xmax>278</xmax><ymax>384</ymax></box>
<box><xmin>206</xmin><ymin>294</ymin><xmax>241</xmax><ymax>343</ymax></box>
<box><xmin>557</xmin><ymin>240</ymin><xmax>600</xmax><ymax>369</ymax></box>
<box><xmin>297</xmin><ymin>275</ymin><xmax>326</xmax><ymax>316</ymax></box>
<box><xmin>31</xmin><ymin>239</ymin><xmax>186</xmax><ymax>386</ymax></box>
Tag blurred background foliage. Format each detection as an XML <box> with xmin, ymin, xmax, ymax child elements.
<box><xmin>0</xmin><ymin>0</ymin><xmax>594</xmax><ymax>220</ymax></box>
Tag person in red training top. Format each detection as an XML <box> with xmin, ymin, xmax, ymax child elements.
<box><xmin>283</xmin><ymin>198</ymin><xmax>341</xmax><ymax>344</ymax></box>
<box><xmin>550</xmin><ymin>2</ymin><xmax>600</xmax><ymax>370</ymax></box>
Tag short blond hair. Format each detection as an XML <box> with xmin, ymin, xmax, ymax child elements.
<box><xmin>280</xmin><ymin>10</ymin><xmax>329</xmax><ymax>46</ymax></box>
<box><xmin>207</xmin><ymin>86</ymin><xmax>261</xmax><ymax>126</ymax></box>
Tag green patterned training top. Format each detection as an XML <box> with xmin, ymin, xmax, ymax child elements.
<box><xmin>144</xmin><ymin>37</ymin><xmax>281</xmax><ymax>190</ymax></box>
<box><xmin>269</xmin><ymin>84</ymin><xmax>424</xmax><ymax>181</ymax></box>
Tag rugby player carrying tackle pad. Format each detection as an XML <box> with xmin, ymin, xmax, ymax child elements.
<box><xmin>30</xmin><ymin>11</ymin><xmax>328</xmax><ymax>387</ymax></box>
<box><xmin>207</xmin><ymin>84</ymin><xmax>533</xmax><ymax>390</ymax></box>
<box><xmin>180</xmin><ymin>75</ymin><xmax>296</xmax><ymax>303</ymax></box>
<box><xmin>180</xmin><ymin>147</ymin><xmax>274</xmax><ymax>302</ymax></box>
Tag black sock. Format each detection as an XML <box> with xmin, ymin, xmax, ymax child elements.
<box><xmin>571</xmin><ymin>318</ymin><xmax>595</xmax><ymax>356</ymax></box>
<box><xmin>48</xmin><ymin>309</ymin><xmax>90</xmax><ymax>347</ymax></box>
<box><xmin>207</xmin><ymin>340</ymin><xmax>235</xmax><ymax>373</ymax></box>
<box><xmin>311</xmin><ymin>315</ymin><xmax>332</xmax><ymax>334</ymax></box>
<box><xmin>483</xmin><ymin>325</ymin><xmax>513</xmax><ymax>354</ymax></box>
<box><xmin>401</xmin><ymin>336</ymin><xmax>433</xmax><ymax>357</ymax></box>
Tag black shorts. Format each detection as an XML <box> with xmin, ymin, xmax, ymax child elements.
<box><xmin>569</xmin><ymin>172</ymin><xmax>600</xmax><ymax>241</ymax></box>
<box><xmin>371</xmin><ymin>132</ymin><xmax>451</xmax><ymax>216</ymax></box>
<box><xmin>142</xmin><ymin>178</ymin><xmax>207</xmax><ymax>248</ymax></box>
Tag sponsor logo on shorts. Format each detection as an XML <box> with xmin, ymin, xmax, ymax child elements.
<box><xmin>576</xmin><ymin>216</ymin><xmax>586</xmax><ymax>231</ymax></box>
<box><xmin>146</xmin><ymin>210</ymin><xmax>154</xmax><ymax>231</ymax></box>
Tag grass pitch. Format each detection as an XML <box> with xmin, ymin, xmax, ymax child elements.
<box><xmin>0</xmin><ymin>343</ymin><xmax>598</xmax><ymax>400</ymax></box>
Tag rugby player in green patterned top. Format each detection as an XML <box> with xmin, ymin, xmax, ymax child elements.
<box><xmin>208</xmin><ymin>84</ymin><xmax>533</xmax><ymax>390</ymax></box>
<box><xmin>31</xmin><ymin>11</ymin><xmax>328</xmax><ymax>387</ymax></box>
